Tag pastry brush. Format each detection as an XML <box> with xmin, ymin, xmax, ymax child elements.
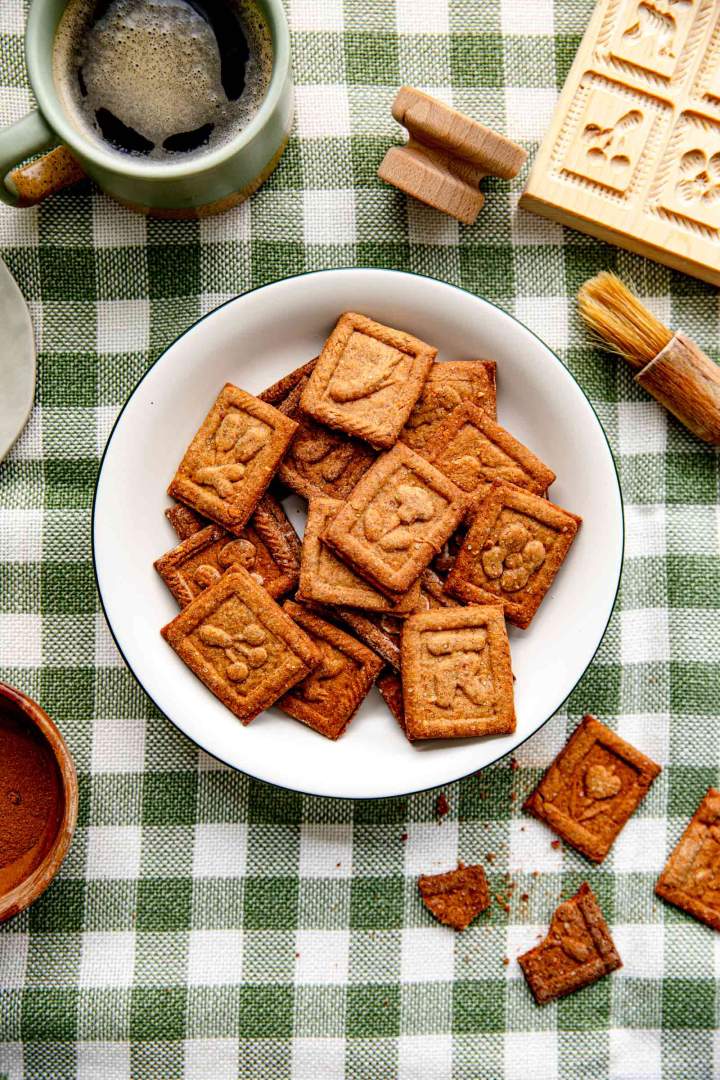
<box><xmin>578</xmin><ymin>272</ymin><xmax>720</xmax><ymax>446</ymax></box>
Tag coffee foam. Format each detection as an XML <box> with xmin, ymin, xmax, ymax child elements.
<box><xmin>54</xmin><ymin>0</ymin><xmax>272</xmax><ymax>163</ymax></box>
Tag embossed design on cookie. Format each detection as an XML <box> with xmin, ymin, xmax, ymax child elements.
<box><xmin>197</xmin><ymin>620</ymin><xmax>268</xmax><ymax>685</ymax></box>
<box><xmin>193</xmin><ymin>412</ymin><xmax>269</xmax><ymax>497</ymax></box>
<box><xmin>655</xmin><ymin>788</ymin><xmax>720</xmax><ymax>929</ymax></box>
<box><xmin>328</xmin><ymin>336</ymin><xmax>404</xmax><ymax>403</ymax></box>
<box><xmin>364</xmin><ymin>484</ymin><xmax>436</xmax><ymax>551</ymax></box>
<box><xmin>290</xmin><ymin>430</ymin><xmax>360</xmax><ymax>484</ymax></box>
<box><xmin>523</xmin><ymin>715</ymin><xmax>662</xmax><ymax>862</ymax></box>
<box><xmin>481</xmin><ymin>522</ymin><xmax>546</xmax><ymax>593</ymax></box>
<box><xmin>297</xmin><ymin>641</ymin><xmax>347</xmax><ymax>702</ymax></box>
<box><xmin>424</xmin><ymin>628</ymin><xmax>494</xmax><ymax>709</ymax></box>
<box><xmin>192</xmin><ymin>538</ymin><xmax>263</xmax><ymax>590</ymax></box>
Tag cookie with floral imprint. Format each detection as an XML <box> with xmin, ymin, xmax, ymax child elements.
<box><xmin>655</xmin><ymin>788</ymin><xmax>720</xmax><ymax>932</ymax></box>
<box><xmin>322</xmin><ymin>443</ymin><xmax>466</xmax><ymax>601</ymax></box>
<box><xmin>518</xmin><ymin>883</ymin><xmax>622</xmax><ymax>1005</ymax></box>
<box><xmin>161</xmin><ymin>568</ymin><xmax>319</xmax><ymax>725</ymax></box>
<box><xmin>300</xmin><ymin>312</ymin><xmax>437</xmax><ymax>449</ymax></box>
<box><xmin>446</xmin><ymin>480</ymin><xmax>581</xmax><ymax>628</ymax></box>
<box><xmin>523</xmin><ymin>715</ymin><xmax>661</xmax><ymax>863</ymax></box>
<box><xmin>168</xmin><ymin>384</ymin><xmax>298</xmax><ymax>534</ymax></box>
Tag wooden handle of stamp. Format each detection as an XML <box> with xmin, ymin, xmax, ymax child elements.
<box><xmin>378</xmin><ymin>86</ymin><xmax>527</xmax><ymax>225</ymax></box>
<box><xmin>636</xmin><ymin>333</ymin><xmax>720</xmax><ymax>446</ymax></box>
<box><xmin>7</xmin><ymin>146</ymin><xmax>86</xmax><ymax>207</ymax></box>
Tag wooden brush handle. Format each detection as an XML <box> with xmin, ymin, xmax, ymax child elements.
<box><xmin>636</xmin><ymin>333</ymin><xmax>720</xmax><ymax>446</ymax></box>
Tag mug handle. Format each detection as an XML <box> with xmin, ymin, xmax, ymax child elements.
<box><xmin>0</xmin><ymin>110</ymin><xmax>86</xmax><ymax>207</ymax></box>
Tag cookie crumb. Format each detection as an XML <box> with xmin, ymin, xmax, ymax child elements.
<box><xmin>436</xmin><ymin>793</ymin><xmax>450</xmax><ymax>817</ymax></box>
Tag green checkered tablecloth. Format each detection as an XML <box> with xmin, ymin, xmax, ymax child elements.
<box><xmin>1</xmin><ymin>1</ymin><xmax>719</xmax><ymax>1077</ymax></box>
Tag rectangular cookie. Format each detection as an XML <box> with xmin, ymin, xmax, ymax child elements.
<box><xmin>258</xmin><ymin>358</ymin><xmax>318</xmax><ymax>405</ymax></box>
<box><xmin>655</xmin><ymin>788</ymin><xmax>720</xmax><ymax>932</ymax></box>
<box><xmin>161</xmin><ymin>568</ymin><xmax>319</xmax><ymax>725</ymax></box>
<box><xmin>400</xmin><ymin>360</ymin><xmax>497</xmax><ymax>452</ymax></box>
<box><xmin>424</xmin><ymin>402</ymin><xmax>556</xmax><ymax>510</ymax></box>
<box><xmin>298</xmin><ymin>496</ymin><xmax>420</xmax><ymax>613</ymax></box>
<box><xmin>277</xmin><ymin>380</ymin><xmax>377</xmax><ymax>501</ymax></box>
<box><xmin>163</xmin><ymin>495</ymin><xmax>301</xmax><ymax>603</ymax></box>
<box><xmin>518</xmin><ymin>883</ymin><xmax>622</xmax><ymax>1005</ymax></box>
<box><xmin>300</xmin><ymin>312</ymin><xmax>436</xmax><ymax>449</ymax></box>
<box><xmin>278</xmin><ymin>601</ymin><xmax>383</xmax><ymax>739</ymax></box>
<box><xmin>322</xmin><ymin>444</ymin><xmax>466</xmax><ymax>600</ymax></box>
<box><xmin>446</xmin><ymin>481</ymin><xmax>581</xmax><ymax>629</ymax></box>
<box><xmin>523</xmin><ymin>715</ymin><xmax>661</xmax><ymax>863</ymax></box>
<box><xmin>401</xmin><ymin>606</ymin><xmax>515</xmax><ymax>740</ymax></box>
<box><xmin>168</xmin><ymin>384</ymin><xmax>298</xmax><ymax>535</ymax></box>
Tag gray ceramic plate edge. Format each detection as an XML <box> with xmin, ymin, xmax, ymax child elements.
<box><xmin>0</xmin><ymin>256</ymin><xmax>36</xmax><ymax>463</ymax></box>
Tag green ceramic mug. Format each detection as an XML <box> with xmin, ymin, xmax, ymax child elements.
<box><xmin>0</xmin><ymin>0</ymin><xmax>293</xmax><ymax>216</ymax></box>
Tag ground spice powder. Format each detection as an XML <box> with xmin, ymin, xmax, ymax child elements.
<box><xmin>0</xmin><ymin>708</ymin><xmax>60</xmax><ymax>871</ymax></box>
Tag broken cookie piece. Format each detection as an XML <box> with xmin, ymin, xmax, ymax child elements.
<box><xmin>518</xmin><ymin>883</ymin><xmax>622</xmax><ymax>1005</ymax></box>
<box><xmin>418</xmin><ymin>863</ymin><xmax>490</xmax><ymax>930</ymax></box>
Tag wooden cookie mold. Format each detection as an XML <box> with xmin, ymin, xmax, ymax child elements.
<box><xmin>521</xmin><ymin>0</ymin><xmax>720</xmax><ymax>286</ymax></box>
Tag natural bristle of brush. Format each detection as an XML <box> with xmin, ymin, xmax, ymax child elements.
<box><xmin>577</xmin><ymin>272</ymin><xmax>673</xmax><ymax>371</ymax></box>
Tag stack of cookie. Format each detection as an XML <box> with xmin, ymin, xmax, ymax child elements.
<box><xmin>154</xmin><ymin>311</ymin><xmax>582</xmax><ymax>741</ymax></box>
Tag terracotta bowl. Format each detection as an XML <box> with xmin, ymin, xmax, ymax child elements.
<box><xmin>0</xmin><ymin>682</ymin><xmax>78</xmax><ymax>922</ymax></box>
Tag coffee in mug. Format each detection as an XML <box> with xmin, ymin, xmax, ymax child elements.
<box><xmin>53</xmin><ymin>0</ymin><xmax>273</xmax><ymax>163</ymax></box>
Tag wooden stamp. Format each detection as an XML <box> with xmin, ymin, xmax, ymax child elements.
<box><xmin>168</xmin><ymin>385</ymin><xmax>298</xmax><ymax>535</ymax></box>
<box><xmin>446</xmin><ymin>481</ymin><xmax>581</xmax><ymax>629</ymax></box>
<box><xmin>518</xmin><ymin>883</ymin><xmax>622</xmax><ymax>1005</ymax></box>
<box><xmin>278</xmin><ymin>601</ymin><xmax>383</xmax><ymax>740</ymax></box>
<box><xmin>424</xmin><ymin>401</ymin><xmax>556</xmax><ymax>511</ymax></box>
<box><xmin>300</xmin><ymin>313</ymin><xmax>437</xmax><ymax>450</ymax></box>
<box><xmin>399</xmin><ymin>360</ymin><xmax>497</xmax><ymax>454</ymax></box>
<box><xmin>401</xmin><ymin>606</ymin><xmax>515</xmax><ymax>740</ymax></box>
<box><xmin>655</xmin><ymin>787</ymin><xmax>720</xmax><ymax>931</ymax></box>
<box><xmin>378</xmin><ymin>86</ymin><xmax>527</xmax><ymax>224</ymax></box>
<box><xmin>523</xmin><ymin>715</ymin><xmax>662</xmax><ymax>863</ymax></box>
<box><xmin>161</xmin><ymin>569</ymin><xmax>319</xmax><ymax>725</ymax></box>
<box><xmin>521</xmin><ymin>0</ymin><xmax>720</xmax><ymax>286</ymax></box>
<box><xmin>322</xmin><ymin>443</ymin><xmax>466</xmax><ymax>600</ymax></box>
<box><xmin>418</xmin><ymin>864</ymin><xmax>491</xmax><ymax>930</ymax></box>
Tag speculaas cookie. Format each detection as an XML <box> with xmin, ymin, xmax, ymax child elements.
<box><xmin>165</xmin><ymin>503</ymin><xmax>208</xmax><ymax>540</ymax></box>
<box><xmin>523</xmin><ymin>715</ymin><xmax>661</xmax><ymax>863</ymax></box>
<box><xmin>518</xmin><ymin>883</ymin><xmax>622</xmax><ymax>1005</ymax></box>
<box><xmin>277</xmin><ymin>383</ymin><xmax>377</xmax><ymax>501</ymax></box>
<box><xmin>298</xmin><ymin>496</ymin><xmax>420</xmax><ymax>612</ymax></box>
<box><xmin>161</xmin><ymin>568</ymin><xmax>319</xmax><ymax>725</ymax></box>
<box><xmin>446</xmin><ymin>481</ymin><xmax>581</xmax><ymax>629</ymax></box>
<box><xmin>375</xmin><ymin>668</ymin><xmax>406</xmax><ymax>735</ymax></box>
<box><xmin>401</xmin><ymin>606</ymin><xmax>515</xmax><ymax>740</ymax></box>
<box><xmin>424</xmin><ymin>401</ymin><xmax>556</xmax><ymax>510</ymax></box>
<box><xmin>278</xmin><ymin>601</ymin><xmax>383</xmax><ymax>739</ymax></box>
<box><xmin>300</xmin><ymin>312</ymin><xmax>436</xmax><ymax>449</ymax></box>
<box><xmin>418</xmin><ymin>863</ymin><xmax>491</xmax><ymax>930</ymax></box>
<box><xmin>322</xmin><ymin>444</ymin><xmax>466</xmax><ymax>600</ymax></box>
<box><xmin>168</xmin><ymin>384</ymin><xmax>298</xmax><ymax>534</ymax></box>
<box><xmin>258</xmin><ymin>357</ymin><xmax>317</xmax><ymax>406</ymax></box>
<box><xmin>400</xmin><ymin>360</ymin><xmax>497</xmax><ymax>452</ymax></box>
<box><xmin>655</xmin><ymin>788</ymin><xmax>720</xmax><ymax>932</ymax></box>
<box><xmin>155</xmin><ymin>517</ymin><xmax>297</xmax><ymax>607</ymax></box>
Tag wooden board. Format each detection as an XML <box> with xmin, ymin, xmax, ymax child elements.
<box><xmin>520</xmin><ymin>0</ymin><xmax>720</xmax><ymax>286</ymax></box>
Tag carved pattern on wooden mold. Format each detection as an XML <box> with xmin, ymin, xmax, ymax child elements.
<box><xmin>521</xmin><ymin>0</ymin><xmax>720</xmax><ymax>285</ymax></box>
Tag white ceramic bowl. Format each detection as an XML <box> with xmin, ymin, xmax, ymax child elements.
<box><xmin>93</xmin><ymin>269</ymin><xmax>623</xmax><ymax>798</ymax></box>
